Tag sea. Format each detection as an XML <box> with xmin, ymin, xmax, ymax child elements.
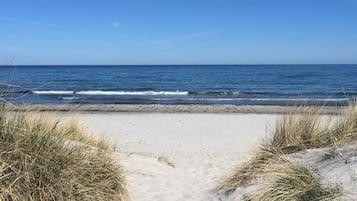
<box><xmin>0</xmin><ymin>65</ymin><xmax>356</xmax><ymax>106</ymax></box>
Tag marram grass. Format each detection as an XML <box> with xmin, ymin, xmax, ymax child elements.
<box><xmin>272</xmin><ymin>105</ymin><xmax>357</xmax><ymax>153</ymax></box>
<box><xmin>0</xmin><ymin>107</ymin><xmax>128</xmax><ymax>201</ymax></box>
<box><xmin>219</xmin><ymin>105</ymin><xmax>357</xmax><ymax>199</ymax></box>
<box><xmin>327</xmin><ymin>104</ymin><xmax>357</xmax><ymax>145</ymax></box>
<box><xmin>271</xmin><ymin>107</ymin><xmax>328</xmax><ymax>153</ymax></box>
<box><xmin>216</xmin><ymin>145</ymin><xmax>286</xmax><ymax>193</ymax></box>
<box><xmin>249</xmin><ymin>162</ymin><xmax>341</xmax><ymax>201</ymax></box>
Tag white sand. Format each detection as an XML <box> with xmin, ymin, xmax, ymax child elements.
<box><xmin>79</xmin><ymin>113</ymin><xmax>279</xmax><ymax>201</ymax></box>
<box><xmin>225</xmin><ymin>142</ymin><xmax>357</xmax><ymax>201</ymax></box>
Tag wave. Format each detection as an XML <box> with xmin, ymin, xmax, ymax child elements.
<box><xmin>235</xmin><ymin>98</ymin><xmax>349</xmax><ymax>101</ymax></box>
<box><xmin>31</xmin><ymin>90</ymin><xmax>269</xmax><ymax>96</ymax></box>
<box><xmin>188</xmin><ymin>91</ymin><xmax>357</xmax><ymax>96</ymax></box>
<box><xmin>32</xmin><ymin>91</ymin><xmax>74</xmax><ymax>95</ymax></box>
<box><xmin>62</xmin><ymin>97</ymin><xmax>81</xmax><ymax>100</ymax></box>
<box><xmin>30</xmin><ymin>90</ymin><xmax>357</xmax><ymax>98</ymax></box>
<box><xmin>148</xmin><ymin>98</ymin><xmax>350</xmax><ymax>102</ymax></box>
<box><xmin>32</xmin><ymin>90</ymin><xmax>189</xmax><ymax>96</ymax></box>
<box><xmin>188</xmin><ymin>91</ymin><xmax>241</xmax><ymax>95</ymax></box>
<box><xmin>76</xmin><ymin>90</ymin><xmax>188</xmax><ymax>95</ymax></box>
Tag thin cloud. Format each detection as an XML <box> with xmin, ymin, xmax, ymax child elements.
<box><xmin>153</xmin><ymin>40</ymin><xmax>171</xmax><ymax>49</ymax></box>
<box><xmin>179</xmin><ymin>31</ymin><xmax>223</xmax><ymax>39</ymax></box>
<box><xmin>112</xmin><ymin>22</ymin><xmax>120</xmax><ymax>29</ymax></box>
<box><xmin>0</xmin><ymin>16</ymin><xmax>94</xmax><ymax>33</ymax></box>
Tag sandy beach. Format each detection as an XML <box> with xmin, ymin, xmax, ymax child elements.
<box><xmin>78</xmin><ymin>112</ymin><xmax>279</xmax><ymax>201</ymax></box>
<box><xmin>6</xmin><ymin>104</ymin><xmax>355</xmax><ymax>200</ymax></box>
<box><xmin>3</xmin><ymin>1</ymin><xmax>357</xmax><ymax>199</ymax></box>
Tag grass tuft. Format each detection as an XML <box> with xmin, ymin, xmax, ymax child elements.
<box><xmin>271</xmin><ymin>107</ymin><xmax>328</xmax><ymax>154</ymax></box>
<box><xmin>250</xmin><ymin>162</ymin><xmax>342</xmax><ymax>201</ymax></box>
<box><xmin>271</xmin><ymin>105</ymin><xmax>357</xmax><ymax>153</ymax></box>
<box><xmin>217</xmin><ymin>145</ymin><xmax>286</xmax><ymax>193</ymax></box>
<box><xmin>157</xmin><ymin>156</ymin><xmax>175</xmax><ymax>168</ymax></box>
<box><xmin>0</xmin><ymin>105</ymin><xmax>128</xmax><ymax>201</ymax></box>
<box><xmin>327</xmin><ymin>104</ymin><xmax>357</xmax><ymax>146</ymax></box>
<box><xmin>218</xmin><ymin>105</ymin><xmax>357</xmax><ymax>199</ymax></box>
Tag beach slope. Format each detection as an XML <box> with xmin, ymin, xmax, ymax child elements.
<box><xmin>79</xmin><ymin>113</ymin><xmax>278</xmax><ymax>201</ymax></box>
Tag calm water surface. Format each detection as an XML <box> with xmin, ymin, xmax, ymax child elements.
<box><xmin>1</xmin><ymin>65</ymin><xmax>356</xmax><ymax>105</ymax></box>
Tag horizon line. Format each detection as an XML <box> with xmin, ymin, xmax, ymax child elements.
<box><xmin>1</xmin><ymin>64</ymin><xmax>357</xmax><ymax>66</ymax></box>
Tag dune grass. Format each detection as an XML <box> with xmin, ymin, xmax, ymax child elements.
<box><xmin>218</xmin><ymin>105</ymin><xmax>357</xmax><ymax>199</ymax></box>
<box><xmin>0</xmin><ymin>105</ymin><xmax>128</xmax><ymax>201</ymax></box>
<box><xmin>249</xmin><ymin>162</ymin><xmax>341</xmax><ymax>201</ymax></box>
<box><xmin>327</xmin><ymin>105</ymin><xmax>357</xmax><ymax>145</ymax></box>
<box><xmin>217</xmin><ymin>145</ymin><xmax>286</xmax><ymax>193</ymax></box>
<box><xmin>272</xmin><ymin>105</ymin><xmax>357</xmax><ymax>153</ymax></box>
<box><xmin>271</xmin><ymin>107</ymin><xmax>328</xmax><ymax>154</ymax></box>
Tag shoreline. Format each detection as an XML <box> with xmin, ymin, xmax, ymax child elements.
<box><xmin>5</xmin><ymin>104</ymin><xmax>346</xmax><ymax>114</ymax></box>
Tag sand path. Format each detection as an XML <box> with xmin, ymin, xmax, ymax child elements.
<box><xmin>80</xmin><ymin>113</ymin><xmax>279</xmax><ymax>201</ymax></box>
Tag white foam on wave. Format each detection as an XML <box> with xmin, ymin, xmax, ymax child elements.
<box><xmin>33</xmin><ymin>90</ymin><xmax>188</xmax><ymax>96</ymax></box>
<box><xmin>243</xmin><ymin>98</ymin><xmax>349</xmax><ymax>101</ymax></box>
<box><xmin>76</xmin><ymin>91</ymin><xmax>189</xmax><ymax>95</ymax></box>
<box><xmin>149</xmin><ymin>98</ymin><xmax>349</xmax><ymax>101</ymax></box>
<box><xmin>62</xmin><ymin>97</ymin><xmax>81</xmax><ymax>100</ymax></box>
<box><xmin>32</xmin><ymin>90</ymin><xmax>350</xmax><ymax>102</ymax></box>
<box><xmin>33</xmin><ymin>91</ymin><xmax>74</xmax><ymax>95</ymax></box>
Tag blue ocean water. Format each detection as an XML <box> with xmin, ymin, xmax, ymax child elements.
<box><xmin>0</xmin><ymin>65</ymin><xmax>357</xmax><ymax>106</ymax></box>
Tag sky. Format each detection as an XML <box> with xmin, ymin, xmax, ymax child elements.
<box><xmin>0</xmin><ymin>0</ymin><xmax>357</xmax><ymax>65</ymax></box>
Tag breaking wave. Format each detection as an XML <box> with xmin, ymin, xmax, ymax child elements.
<box><xmin>32</xmin><ymin>90</ymin><xmax>189</xmax><ymax>96</ymax></box>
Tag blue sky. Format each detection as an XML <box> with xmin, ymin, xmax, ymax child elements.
<box><xmin>1</xmin><ymin>0</ymin><xmax>357</xmax><ymax>65</ymax></box>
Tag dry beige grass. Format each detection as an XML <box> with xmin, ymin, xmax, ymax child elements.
<box><xmin>271</xmin><ymin>105</ymin><xmax>357</xmax><ymax>153</ymax></box>
<box><xmin>219</xmin><ymin>105</ymin><xmax>357</xmax><ymax>199</ymax></box>
<box><xmin>249</xmin><ymin>162</ymin><xmax>341</xmax><ymax>201</ymax></box>
<box><xmin>327</xmin><ymin>104</ymin><xmax>357</xmax><ymax>146</ymax></box>
<box><xmin>0</xmin><ymin>105</ymin><xmax>128</xmax><ymax>201</ymax></box>
<box><xmin>271</xmin><ymin>107</ymin><xmax>328</xmax><ymax>153</ymax></box>
<box><xmin>217</xmin><ymin>145</ymin><xmax>286</xmax><ymax>193</ymax></box>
